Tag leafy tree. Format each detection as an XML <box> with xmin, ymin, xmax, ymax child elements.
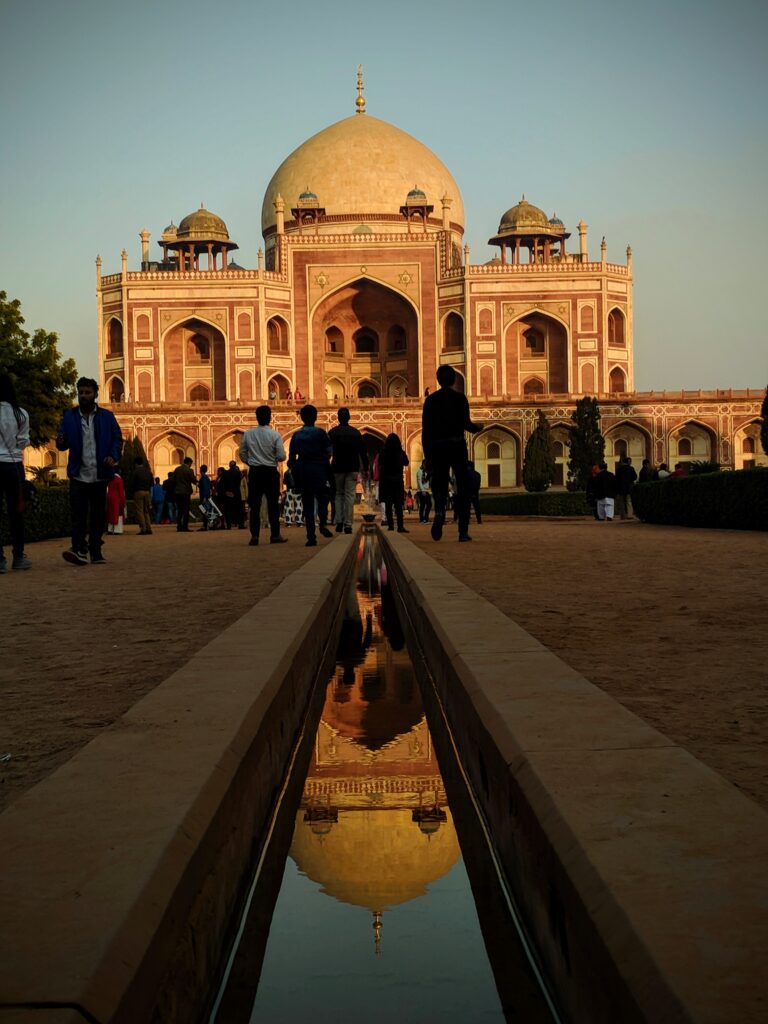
<box><xmin>0</xmin><ymin>291</ymin><xmax>78</xmax><ymax>446</ymax></box>
<box><xmin>523</xmin><ymin>410</ymin><xmax>556</xmax><ymax>492</ymax></box>
<box><xmin>761</xmin><ymin>387</ymin><xmax>768</xmax><ymax>457</ymax></box>
<box><xmin>567</xmin><ymin>397</ymin><xmax>605</xmax><ymax>491</ymax></box>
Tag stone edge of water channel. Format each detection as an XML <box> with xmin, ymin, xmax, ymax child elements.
<box><xmin>0</xmin><ymin>534</ymin><xmax>359</xmax><ymax>1024</ymax></box>
<box><xmin>380</xmin><ymin>529</ymin><xmax>768</xmax><ymax>1024</ymax></box>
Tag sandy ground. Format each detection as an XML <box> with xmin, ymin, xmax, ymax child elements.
<box><xmin>2</xmin><ymin>515</ymin><xmax>767</xmax><ymax>813</ymax></box>
<box><xmin>0</xmin><ymin>522</ymin><xmax>320</xmax><ymax>812</ymax></box>
<box><xmin>405</xmin><ymin>515</ymin><xmax>768</xmax><ymax>810</ymax></box>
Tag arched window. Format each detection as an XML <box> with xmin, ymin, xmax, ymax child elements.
<box><xmin>107</xmin><ymin>319</ymin><xmax>123</xmax><ymax>356</ymax></box>
<box><xmin>137</xmin><ymin>372</ymin><xmax>152</xmax><ymax>403</ymax></box>
<box><xmin>187</xmin><ymin>334</ymin><xmax>210</xmax><ymax>363</ymax></box>
<box><xmin>358</xmin><ymin>381</ymin><xmax>379</xmax><ymax>398</ymax></box>
<box><xmin>743</xmin><ymin>436</ymin><xmax>756</xmax><ymax>454</ymax></box>
<box><xmin>523</xmin><ymin>377</ymin><xmax>545</xmax><ymax>395</ymax></box>
<box><xmin>109</xmin><ymin>377</ymin><xmax>124</xmax><ymax>403</ymax></box>
<box><xmin>268</xmin><ymin>373</ymin><xmax>291</xmax><ymax>399</ymax></box>
<box><xmin>478</xmin><ymin>308</ymin><xmax>493</xmax><ymax>334</ymax></box>
<box><xmin>614</xmin><ymin>439</ymin><xmax>628</xmax><ymax>458</ymax></box>
<box><xmin>678</xmin><ymin>437</ymin><xmax>692</xmax><ymax>456</ymax></box>
<box><xmin>237</xmin><ymin>312</ymin><xmax>251</xmax><ymax>338</ymax></box>
<box><xmin>387</xmin><ymin>325</ymin><xmax>406</xmax><ymax>352</ymax></box>
<box><xmin>325</xmin><ymin>326</ymin><xmax>343</xmax><ymax>354</ymax></box>
<box><xmin>443</xmin><ymin>313</ymin><xmax>463</xmax><ymax>351</ymax></box>
<box><xmin>608</xmin><ymin>309</ymin><xmax>626</xmax><ymax>346</ymax></box>
<box><xmin>267</xmin><ymin>317</ymin><xmax>289</xmax><ymax>354</ymax></box>
<box><xmin>580</xmin><ymin>306</ymin><xmax>594</xmax><ymax>332</ymax></box>
<box><xmin>581</xmin><ymin>363</ymin><xmax>595</xmax><ymax>393</ymax></box>
<box><xmin>486</xmin><ymin>441</ymin><xmax>501</xmax><ymax>460</ymax></box>
<box><xmin>238</xmin><ymin>370</ymin><xmax>253</xmax><ymax>402</ymax></box>
<box><xmin>189</xmin><ymin>383</ymin><xmax>210</xmax><ymax>402</ymax></box>
<box><xmin>136</xmin><ymin>314</ymin><xmax>150</xmax><ymax>341</ymax></box>
<box><xmin>524</xmin><ymin>329</ymin><xmax>545</xmax><ymax>356</ymax></box>
<box><xmin>479</xmin><ymin>365</ymin><xmax>494</xmax><ymax>395</ymax></box>
<box><xmin>609</xmin><ymin>367</ymin><xmax>626</xmax><ymax>393</ymax></box>
<box><xmin>354</xmin><ymin>329</ymin><xmax>378</xmax><ymax>354</ymax></box>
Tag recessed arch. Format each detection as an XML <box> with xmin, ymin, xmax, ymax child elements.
<box><xmin>353</xmin><ymin>326</ymin><xmax>379</xmax><ymax>355</ymax></box>
<box><xmin>668</xmin><ymin>420</ymin><xmax>716</xmax><ymax>464</ymax></box>
<box><xmin>266</xmin><ymin>315</ymin><xmax>290</xmax><ymax>354</ymax></box>
<box><xmin>608</xmin><ymin>365</ymin><xmax>627</xmax><ymax>393</ymax></box>
<box><xmin>267</xmin><ymin>372</ymin><xmax>292</xmax><ymax>400</ymax></box>
<box><xmin>523</xmin><ymin>376</ymin><xmax>545</xmax><ymax>396</ymax></box>
<box><xmin>325</xmin><ymin>325</ymin><xmax>344</xmax><ymax>354</ymax></box>
<box><xmin>733</xmin><ymin>419</ymin><xmax>767</xmax><ymax>469</ymax></box>
<box><xmin>161</xmin><ymin>316</ymin><xmax>227</xmax><ymax>403</ymax></box>
<box><xmin>387</xmin><ymin>375</ymin><xmax>408</xmax><ymax>398</ymax></box>
<box><xmin>442</xmin><ymin>311</ymin><xmax>464</xmax><ymax>352</ymax></box>
<box><xmin>107</xmin><ymin>376</ymin><xmax>125</xmax><ymax>403</ymax></box>
<box><xmin>608</xmin><ymin>307</ymin><xmax>626</xmax><ymax>346</ymax></box>
<box><xmin>308</xmin><ymin>274</ymin><xmax>420</xmax><ymax>322</ymax></box>
<box><xmin>505</xmin><ymin>309</ymin><xmax>569</xmax><ymax>395</ymax></box>
<box><xmin>324</xmin><ymin>376</ymin><xmax>346</xmax><ymax>401</ymax></box>
<box><xmin>356</xmin><ymin>378</ymin><xmax>381</xmax><ymax>399</ymax></box>
<box><xmin>106</xmin><ymin>317</ymin><xmax>123</xmax><ymax>356</ymax></box>
<box><xmin>189</xmin><ymin>383</ymin><xmax>210</xmax><ymax>402</ymax></box>
<box><xmin>472</xmin><ymin>425</ymin><xmax>521</xmax><ymax>488</ymax></box>
<box><xmin>214</xmin><ymin>429</ymin><xmax>246</xmax><ymax>469</ymax></box>
<box><xmin>151</xmin><ymin>430</ymin><xmax>197</xmax><ymax>481</ymax></box>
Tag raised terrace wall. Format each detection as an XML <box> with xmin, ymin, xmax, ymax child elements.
<box><xmin>0</xmin><ymin>536</ymin><xmax>358</xmax><ymax>1024</ymax></box>
<box><xmin>380</xmin><ymin>529</ymin><xmax>768</xmax><ymax>1024</ymax></box>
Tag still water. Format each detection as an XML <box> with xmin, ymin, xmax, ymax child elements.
<box><xmin>212</xmin><ymin>534</ymin><xmax>555</xmax><ymax>1023</ymax></box>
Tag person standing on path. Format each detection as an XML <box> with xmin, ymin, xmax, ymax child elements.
<box><xmin>240</xmin><ymin>405</ymin><xmax>288</xmax><ymax>546</ymax></box>
<box><xmin>466</xmin><ymin>461</ymin><xmax>482</xmax><ymax>525</ymax></box>
<box><xmin>151</xmin><ymin>476</ymin><xmax>165</xmax><ymax>524</ymax></box>
<box><xmin>288</xmin><ymin>404</ymin><xmax>333</xmax><ymax>547</ymax></box>
<box><xmin>328</xmin><ymin>407</ymin><xmax>369</xmax><ymax>534</ymax></box>
<box><xmin>615</xmin><ymin>455</ymin><xmax>638</xmax><ymax>519</ymax></box>
<box><xmin>219</xmin><ymin>461</ymin><xmax>244</xmax><ymax>529</ymax></box>
<box><xmin>0</xmin><ymin>373</ymin><xmax>31</xmax><ymax>572</ymax></box>
<box><xmin>592</xmin><ymin>462</ymin><xmax>617</xmax><ymax>521</ymax></box>
<box><xmin>129</xmin><ymin>457</ymin><xmax>154</xmax><ymax>534</ymax></box>
<box><xmin>378</xmin><ymin>433</ymin><xmax>409</xmax><ymax>533</ymax></box>
<box><xmin>421</xmin><ymin>365</ymin><xmax>481</xmax><ymax>542</ymax></box>
<box><xmin>197</xmin><ymin>464</ymin><xmax>212</xmax><ymax>530</ymax></box>
<box><xmin>415</xmin><ymin>460</ymin><xmax>432</xmax><ymax>524</ymax></box>
<box><xmin>56</xmin><ymin>377</ymin><xmax>122</xmax><ymax>565</ymax></box>
<box><xmin>172</xmin><ymin>457</ymin><xmax>196</xmax><ymax>532</ymax></box>
<box><xmin>106</xmin><ymin>471</ymin><xmax>126</xmax><ymax>534</ymax></box>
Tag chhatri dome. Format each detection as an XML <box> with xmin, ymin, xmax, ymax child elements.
<box><xmin>261</xmin><ymin>70</ymin><xmax>464</xmax><ymax>234</ymax></box>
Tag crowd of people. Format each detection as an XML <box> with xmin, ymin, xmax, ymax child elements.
<box><xmin>0</xmin><ymin>365</ymin><xmax>486</xmax><ymax>569</ymax></box>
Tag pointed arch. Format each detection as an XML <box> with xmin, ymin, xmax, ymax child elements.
<box><xmin>388</xmin><ymin>375</ymin><xmax>408</xmax><ymax>398</ymax></box>
<box><xmin>356</xmin><ymin>378</ymin><xmax>381</xmax><ymax>399</ymax></box>
<box><xmin>523</xmin><ymin>376</ymin><xmax>545</xmax><ymax>396</ymax></box>
<box><xmin>267</xmin><ymin>372</ymin><xmax>292</xmax><ymax>399</ymax></box>
<box><xmin>266</xmin><ymin>315</ymin><xmax>290</xmax><ymax>354</ymax></box>
<box><xmin>160</xmin><ymin>315</ymin><xmax>227</xmax><ymax>402</ymax></box>
<box><xmin>189</xmin><ymin>383</ymin><xmax>210</xmax><ymax>402</ymax></box>
<box><xmin>324</xmin><ymin>376</ymin><xmax>346</xmax><ymax>401</ymax></box>
<box><xmin>106</xmin><ymin>317</ymin><xmax>123</xmax><ymax>356</ymax></box>
<box><xmin>214</xmin><ymin>429</ymin><xmax>246</xmax><ymax>469</ymax></box>
<box><xmin>608</xmin><ymin>307</ymin><xmax>626</xmax><ymax>346</ymax></box>
<box><xmin>472</xmin><ymin>425</ymin><xmax>521</xmax><ymax>488</ymax></box>
<box><xmin>150</xmin><ymin>430</ymin><xmax>197</xmax><ymax>480</ymax></box>
<box><xmin>668</xmin><ymin>419</ymin><xmax>716</xmax><ymax>464</ymax></box>
<box><xmin>608</xmin><ymin>366</ymin><xmax>627</xmax><ymax>393</ymax></box>
<box><xmin>442</xmin><ymin>311</ymin><xmax>464</xmax><ymax>352</ymax></box>
<box><xmin>107</xmin><ymin>376</ymin><xmax>125</xmax><ymax>403</ymax></box>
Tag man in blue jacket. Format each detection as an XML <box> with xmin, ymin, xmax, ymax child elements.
<box><xmin>56</xmin><ymin>377</ymin><xmax>123</xmax><ymax>565</ymax></box>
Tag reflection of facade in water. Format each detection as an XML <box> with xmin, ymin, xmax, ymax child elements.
<box><xmin>290</xmin><ymin>541</ymin><xmax>459</xmax><ymax>950</ymax></box>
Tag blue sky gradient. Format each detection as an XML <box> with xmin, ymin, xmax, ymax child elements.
<box><xmin>1</xmin><ymin>0</ymin><xmax>766</xmax><ymax>387</ymax></box>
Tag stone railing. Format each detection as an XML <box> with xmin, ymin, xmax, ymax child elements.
<box><xmin>468</xmin><ymin>260</ymin><xmax>629</xmax><ymax>276</ymax></box>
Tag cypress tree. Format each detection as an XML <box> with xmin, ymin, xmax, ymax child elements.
<box><xmin>567</xmin><ymin>397</ymin><xmax>605</xmax><ymax>491</ymax></box>
<box><xmin>760</xmin><ymin>386</ymin><xmax>768</xmax><ymax>457</ymax></box>
<box><xmin>523</xmin><ymin>410</ymin><xmax>556</xmax><ymax>492</ymax></box>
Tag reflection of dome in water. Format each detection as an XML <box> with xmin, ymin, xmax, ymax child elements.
<box><xmin>261</xmin><ymin>114</ymin><xmax>465</xmax><ymax>232</ymax></box>
<box><xmin>290</xmin><ymin>808</ymin><xmax>460</xmax><ymax>911</ymax></box>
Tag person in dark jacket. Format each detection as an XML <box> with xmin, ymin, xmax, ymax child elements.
<box><xmin>56</xmin><ymin>377</ymin><xmax>122</xmax><ymax>565</ymax></box>
<box><xmin>422</xmin><ymin>365</ymin><xmax>481</xmax><ymax>542</ymax></box>
<box><xmin>162</xmin><ymin>471</ymin><xmax>177</xmax><ymax>523</ymax></box>
<box><xmin>638</xmin><ymin>458</ymin><xmax>654</xmax><ymax>483</ymax></box>
<box><xmin>219</xmin><ymin>461</ymin><xmax>244</xmax><ymax>529</ymax></box>
<box><xmin>592</xmin><ymin>462</ymin><xmax>617</xmax><ymax>521</ymax></box>
<box><xmin>615</xmin><ymin>455</ymin><xmax>638</xmax><ymax>519</ymax></box>
<box><xmin>129</xmin><ymin>457</ymin><xmax>154</xmax><ymax>535</ymax></box>
<box><xmin>172</xmin><ymin>457</ymin><xmax>196</xmax><ymax>532</ymax></box>
<box><xmin>197</xmin><ymin>464</ymin><xmax>213</xmax><ymax>531</ymax></box>
<box><xmin>467</xmin><ymin>461</ymin><xmax>482</xmax><ymax>525</ymax></box>
<box><xmin>328</xmin><ymin>407</ymin><xmax>369</xmax><ymax>534</ymax></box>
<box><xmin>378</xmin><ymin>433</ymin><xmax>409</xmax><ymax>533</ymax></box>
<box><xmin>288</xmin><ymin>404</ymin><xmax>333</xmax><ymax>547</ymax></box>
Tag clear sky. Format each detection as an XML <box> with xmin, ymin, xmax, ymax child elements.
<box><xmin>1</xmin><ymin>0</ymin><xmax>766</xmax><ymax>389</ymax></box>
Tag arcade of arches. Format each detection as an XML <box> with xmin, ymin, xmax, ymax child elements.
<box><xmin>313</xmin><ymin>279</ymin><xmax>418</xmax><ymax>401</ymax></box>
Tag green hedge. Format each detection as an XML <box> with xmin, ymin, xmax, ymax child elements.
<box><xmin>632</xmin><ymin>469</ymin><xmax>768</xmax><ymax>530</ymax></box>
<box><xmin>1</xmin><ymin>485</ymin><xmax>71</xmax><ymax>545</ymax></box>
<box><xmin>480</xmin><ymin>490</ymin><xmax>590</xmax><ymax>517</ymax></box>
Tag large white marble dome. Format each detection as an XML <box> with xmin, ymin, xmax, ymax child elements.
<box><xmin>261</xmin><ymin>113</ymin><xmax>465</xmax><ymax>234</ymax></box>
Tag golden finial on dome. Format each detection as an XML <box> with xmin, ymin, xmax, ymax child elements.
<box><xmin>356</xmin><ymin>64</ymin><xmax>366</xmax><ymax>114</ymax></box>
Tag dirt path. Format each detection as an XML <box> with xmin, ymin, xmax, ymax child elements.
<box><xmin>3</xmin><ymin>515</ymin><xmax>767</xmax><ymax>814</ymax></box>
<box><xmin>1</xmin><ymin>523</ymin><xmax>319</xmax><ymax>811</ymax></box>
<box><xmin>405</xmin><ymin>515</ymin><xmax>768</xmax><ymax>810</ymax></box>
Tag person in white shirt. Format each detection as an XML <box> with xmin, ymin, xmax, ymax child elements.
<box><xmin>239</xmin><ymin>405</ymin><xmax>288</xmax><ymax>546</ymax></box>
<box><xmin>0</xmin><ymin>373</ymin><xmax>31</xmax><ymax>571</ymax></box>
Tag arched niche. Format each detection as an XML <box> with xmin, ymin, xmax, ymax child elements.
<box><xmin>312</xmin><ymin>278</ymin><xmax>419</xmax><ymax>400</ymax></box>
<box><xmin>267</xmin><ymin>373</ymin><xmax>292</xmax><ymax>400</ymax></box>
<box><xmin>550</xmin><ymin>424</ymin><xmax>571</xmax><ymax>486</ymax></box>
<box><xmin>108</xmin><ymin>376</ymin><xmax>125</xmax><ymax>403</ymax></box>
<box><xmin>189</xmin><ymin>383</ymin><xmax>210</xmax><ymax>402</ymax></box>
<box><xmin>609</xmin><ymin>366</ymin><xmax>627</xmax><ymax>393</ymax></box>
<box><xmin>137</xmin><ymin>371</ymin><xmax>152</xmax><ymax>403</ymax></box>
<box><xmin>505</xmin><ymin>311</ymin><xmax>569</xmax><ymax>395</ymax></box>
<box><xmin>608</xmin><ymin>308</ymin><xmax>626</xmax><ymax>346</ymax></box>
<box><xmin>523</xmin><ymin>377</ymin><xmax>545</xmax><ymax>396</ymax></box>
<box><xmin>267</xmin><ymin>316</ymin><xmax>289</xmax><ymax>354</ymax></box>
<box><xmin>152</xmin><ymin>431</ymin><xmax>196</xmax><ymax>481</ymax></box>
<box><xmin>670</xmin><ymin>422</ymin><xmax>714</xmax><ymax>464</ymax></box>
<box><xmin>473</xmin><ymin>427</ymin><xmax>519</xmax><ymax>488</ymax></box>
<box><xmin>163</xmin><ymin>317</ymin><xmax>226</xmax><ymax>402</ymax></box>
<box><xmin>238</xmin><ymin>369</ymin><xmax>254</xmax><ymax>402</ymax></box>
<box><xmin>136</xmin><ymin>313</ymin><xmax>150</xmax><ymax>341</ymax></box>
<box><xmin>604</xmin><ymin>421</ymin><xmax>651</xmax><ymax>473</ymax></box>
<box><xmin>215</xmin><ymin>431</ymin><xmax>246</xmax><ymax>468</ymax></box>
<box><xmin>106</xmin><ymin>318</ymin><xmax>123</xmax><ymax>356</ymax></box>
<box><xmin>442</xmin><ymin>312</ymin><xmax>464</xmax><ymax>352</ymax></box>
<box><xmin>388</xmin><ymin>375</ymin><xmax>408</xmax><ymax>398</ymax></box>
<box><xmin>733</xmin><ymin>421</ymin><xmax>768</xmax><ymax>469</ymax></box>
<box><xmin>357</xmin><ymin>379</ymin><xmax>380</xmax><ymax>399</ymax></box>
<box><xmin>325</xmin><ymin>377</ymin><xmax>346</xmax><ymax>401</ymax></box>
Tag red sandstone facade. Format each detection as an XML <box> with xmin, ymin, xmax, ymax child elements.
<box><xmin>85</xmin><ymin>100</ymin><xmax>763</xmax><ymax>486</ymax></box>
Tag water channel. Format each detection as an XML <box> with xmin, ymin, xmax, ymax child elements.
<box><xmin>209</xmin><ymin>532</ymin><xmax>560</xmax><ymax>1023</ymax></box>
